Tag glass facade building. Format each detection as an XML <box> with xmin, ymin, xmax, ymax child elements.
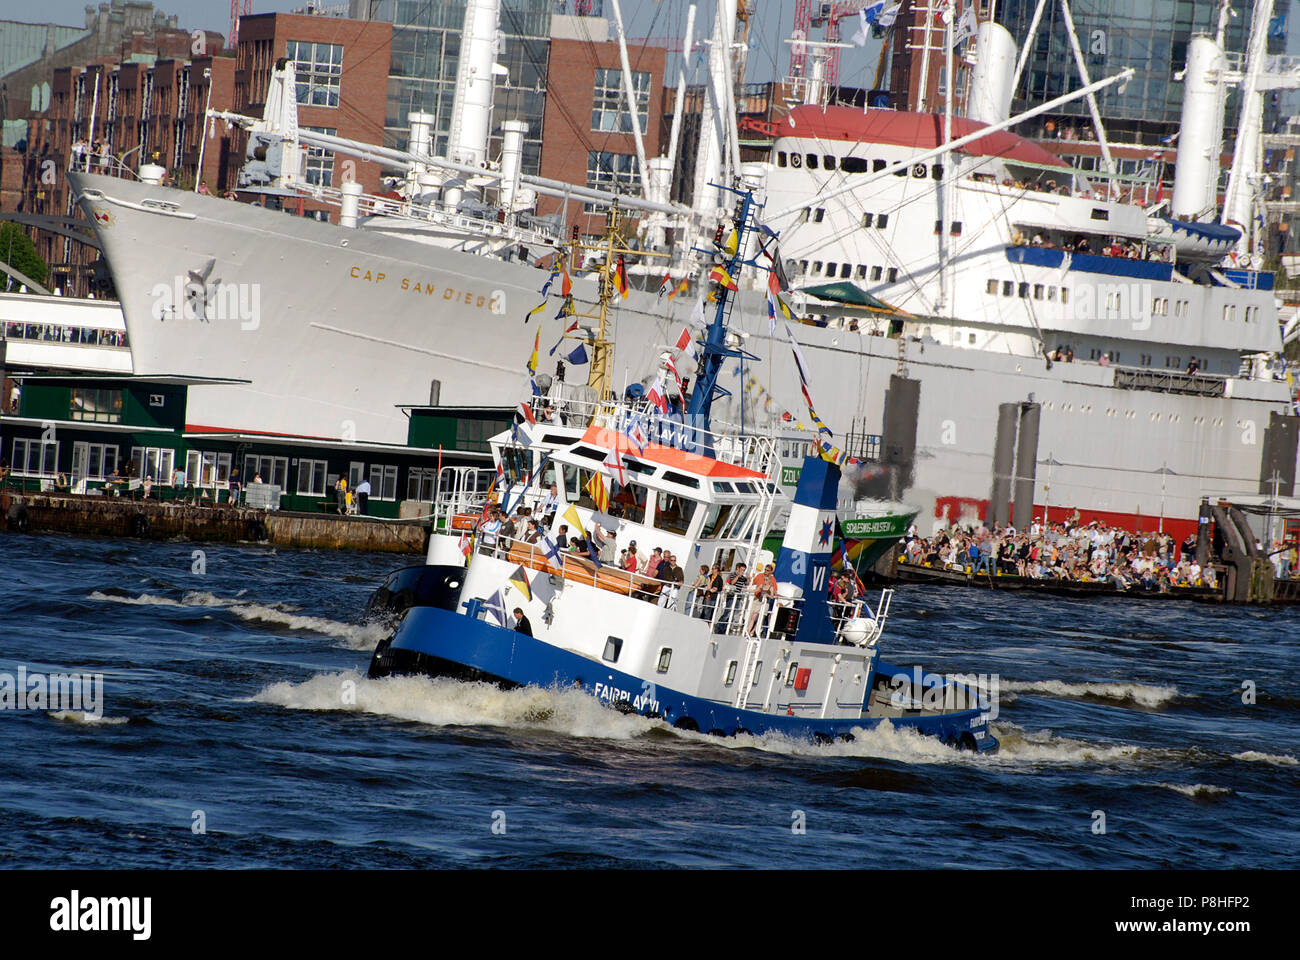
<box><xmin>348</xmin><ymin>0</ymin><xmax>559</xmax><ymax>174</ymax></box>
<box><xmin>993</xmin><ymin>0</ymin><xmax>1288</xmax><ymax>139</ymax></box>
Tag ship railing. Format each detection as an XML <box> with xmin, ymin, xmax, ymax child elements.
<box><xmin>527</xmin><ymin>394</ymin><xmax>781</xmax><ymax>478</ymax></box>
<box><xmin>480</xmin><ymin>537</ymin><xmax>695</xmax><ymax>609</ymax></box>
<box><xmin>294</xmin><ymin>181</ymin><xmax>561</xmax><ymax>248</ymax></box>
<box><xmin>1112</xmin><ymin>369</ymin><xmax>1227</xmax><ymax>397</ymax></box>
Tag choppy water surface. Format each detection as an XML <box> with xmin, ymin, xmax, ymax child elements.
<box><xmin>2</xmin><ymin>532</ymin><xmax>1296</xmax><ymax>868</ymax></box>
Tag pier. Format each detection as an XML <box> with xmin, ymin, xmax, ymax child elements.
<box><xmin>1</xmin><ymin>492</ymin><xmax>428</xmax><ymax>554</ymax></box>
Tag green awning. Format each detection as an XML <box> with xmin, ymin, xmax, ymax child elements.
<box><xmin>800</xmin><ymin>282</ymin><xmax>898</xmax><ymax>311</ymax></box>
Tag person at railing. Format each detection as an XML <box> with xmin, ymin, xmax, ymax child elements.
<box><xmin>701</xmin><ymin>563</ymin><xmax>724</xmax><ymax>625</ymax></box>
<box><xmin>523</xmin><ymin>518</ymin><xmax>541</xmax><ymax>544</ymax></box>
<box><xmin>555</xmin><ymin>523</ymin><xmax>569</xmax><ymax>550</ymax></box>
<box><xmin>688</xmin><ymin>564</ymin><xmax>710</xmax><ymax>617</ymax></box>
<box><xmin>1185</xmin><ymin>357</ymin><xmax>1200</xmax><ymax>376</ymax></box>
<box><xmin>512</xmin><ymin>607</ymin><xmax>533</xmax><ymax>637</ymax></box>
<box><xmin>660</xmin><ymin>553</ymin><xmax>684</xmax><ymax>609</ymax></box>
<box><xmin>540</xmin><ymin>483</ymin><xmax>559</xmax><ymax>523</ymax></box>
<box><xmin>745</xmin><ymin>564</ymin><xmax>778</xmax><ymax>637</ymax></box>
<box><xmin>481</xmin><ymin>507</ymin><xmax>503</xmax><ymax>554</ymax></box>
<box><xmin>625</xmin><ymin>540</ymin><xmax>643</xmax><ymax>573</ymax></box>
<box><xmin>644</xmin><ymin>547</ymin><xmax>664</xmax><ymax>581</ymax></box>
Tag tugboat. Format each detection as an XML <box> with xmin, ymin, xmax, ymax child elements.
<box><xmin>367</xmin><ymin>188</ymin><xmax>997</xmax><ymax>751</ymax></box>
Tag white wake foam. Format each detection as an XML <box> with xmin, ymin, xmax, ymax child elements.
<box><xmin>1003</xmin><ymin>679</ymin><xmax>1178</xmax><ymax>708</ymax></box>
<box><xmin>1231</xmin><ymin>750</ymin><xmax>1299</xmax><ymax>766</ymax></box>
<box><xmin>48</xmin><ymin>711</ymin><xmax>128</xmax><ymax>726</ymax></box>
<box><xmin>252</xmin><ymin>671</ymin><xmax>653</xmax><ymax>739</ymax></box>
<box><xmin>89</xmin><ymin>590</ymin><xmax>376</xmax><ymax>648</ymax></box>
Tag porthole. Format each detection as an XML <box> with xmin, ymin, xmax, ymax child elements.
<box><xmin>724</xmin><ymin>660</ymin><xmax>738</xmax><ymax>686</ymax></box>
<box><xmin>656</xmin><ymin>648</ymin><xmax>672</xmax><ymax>673</ymax></box>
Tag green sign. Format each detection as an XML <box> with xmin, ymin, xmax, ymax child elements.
<box><xmin>780</xmin><ymin>466</ymin><xmax>801</xmax><ymax>486</ymax></box>
<box><xmin>842</xmin><ymin>515</ymin><xmax>911</xmax><ymax>539</ymax></box>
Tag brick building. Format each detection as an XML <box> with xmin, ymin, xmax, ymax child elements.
<box><xmin>536</xmin><ymin>14</ymin><xmax>667</xmax><ymax>234</ymax></box>
<box><xmin>229</xmin><ymin>13</ymin><xmax>393</xmax><ymax>204</ymax></box>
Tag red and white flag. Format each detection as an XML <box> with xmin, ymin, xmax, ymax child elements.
<box><xmin>658</xmin><ymin>273</ymin><xmax>672</xmax><ymax>299</ymax></box>
<box><xmin>459</xmin><ymin>532</ymin><xmax>473</xmax><ymax>556</ymax></box>
<box><xmin>602</xmin><ymin>447</ymin><xmax>629</xmax><ymax>486</ymax></box>
<box><xmin>646</xmin><ymin>378</ymin><xmax>669</xmax><ymax>413</ymax></box>
<box><xmin>517</xmin><ymin>401</ymin><xmax>536</xmax><ymax>426</ymax></box>
<box><xmin>665</xmin><ymin>354</ymin><xmax>684</xmax><ymax>393</ymax></box>
<box><xmin>674</xmin><ymin>327</ymin><xmax>692</xmax><ymax>352</ymax></box>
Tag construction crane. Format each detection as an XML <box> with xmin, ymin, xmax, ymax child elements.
<box><xmin>788</xmin><ymin>0</ymin><xmax>879</xmax><ymax>87</ymax></box>
<box><xmin>230</xmin><ymin>0</ymin><xmax>253</xmax><ymax>48</ymax></box>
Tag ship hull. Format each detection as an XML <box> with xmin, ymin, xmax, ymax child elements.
<box><xmin>72</xmin><ymin>172</ymin><xmax>1299</xmax><ymax>536</ymax></box>
<box><xmin>370</xmin><ymin>604</ymin><xmax>997</xmax><ymax>751</ymax></box>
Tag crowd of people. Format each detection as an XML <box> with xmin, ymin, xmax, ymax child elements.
<box><xmin>4</xmin><ymin>323</ymin><xmax>127</xmax><ymax>348</ymax></box>
<box><xmin>898</xmin><ymin>516</ymin><xmax>1227</xmax><ymax>592</ymax></box>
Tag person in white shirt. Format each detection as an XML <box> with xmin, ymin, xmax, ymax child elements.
<box><xmin>540</xmin><ymin>483</ymin><xmax>559</xmax><ymax>521</ymax></box>
<box><xmin>355</xmin><ymin>478</ymin><xmax>371</xmax><ymax>515</ymax></box>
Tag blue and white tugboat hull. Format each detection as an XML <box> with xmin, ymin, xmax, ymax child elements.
<box><xmin>370</xmin><ymin>602</ymin><xmax>997</xmax><ymax>750</ymax></box>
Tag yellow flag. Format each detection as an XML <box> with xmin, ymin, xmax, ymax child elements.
<box><xmin>563</xmin><ymin>503</ymin><xmax>584</xmax><ymax>533</ymax></box>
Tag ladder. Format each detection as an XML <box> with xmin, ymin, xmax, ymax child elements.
<box><xmin>734</xmin><ymin>638</ymin><xmax>762</xmax><ymax>709</ymax></box>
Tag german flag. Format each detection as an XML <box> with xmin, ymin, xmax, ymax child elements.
<box><xmin>667</xmin><ymin>276</ymin><xmax>690</xmax><ymax>300</ymax></box>
<box><xmin>612</xmin><ymin>256</ymin><xmax>629</xmax><ymax>298</ymax></box>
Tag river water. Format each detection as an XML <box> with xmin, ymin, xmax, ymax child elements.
<box><xmin>2</xmin><ymin>531</ymin><xmax>1296</xmax><ymax>868</ymax></box>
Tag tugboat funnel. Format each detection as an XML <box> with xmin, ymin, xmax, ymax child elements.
<box><xmin>773</xmin><ymin>455</ymin><xmax>840</xmax><ymax>639</ymax></box>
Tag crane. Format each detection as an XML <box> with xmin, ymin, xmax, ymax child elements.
<box><xmin>230</xmin><ymin>0</ymin><xmax>253</xmax><ymax>47</ymax></box>
<box><xmin>788</xmin><ymin>0</ymin><xmax>881</xmax><ymax>87</ymax></box>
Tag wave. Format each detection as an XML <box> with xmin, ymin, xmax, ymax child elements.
<box><xmin>987</xmin><ymin>724</ymin><xmax>1149</xmax><ymax>765</ymax></box>
<box><xmin>1155</xmin><ymin>782</ymin><xmax>1233</xmax><ymax>799</ymax></box>
<box><xmin>1002</xmin><ymin>679</ymin><xmax>1178</xmax><ymax>708</ymax></box>
<box><xmin>88</xmin><ymin>590</ymin><xmax>375</xmax><ymax>648</ymax></box>
<box><xmin>1231</xmin><ymin>750</ymin><xmax>1299</xmax><ymax>767</ymax></box>
<box><xmin>48</xmin><ymin>711</ymin><xmax>129</xmax><ymax>726</ymax></box>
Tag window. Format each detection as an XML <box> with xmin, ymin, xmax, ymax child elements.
<box><xmin>813</xmin><ymin>208</ymin><xmax>825</xmax><ymax>223</ymax></box>
<box><xmin>1034</xmin><ymin>284</ymin><xmax>1045</xmax><ymax>300</ymax></box>
<box><xmin>130</xmin><ymin>446</ymin><xmax>177</xmax><ymax>483</ymax></box>
<box><xmin>813</xmin><ymin>261</ymin><xmax>823</xmax><ymax>275</ymax></box>
<box><xmin>591</xmin><ymin>67</ymin><xmax>650</xmax><ymax>134</ymax></box>
<box><xmin>603</xmin><ymin>636</ymin><xmax>623</xmax><ymax>663</ymax></box>
<box><xmin>887</xmin><ymin>267</ymin><xmax>899</xmax><ymax>282</ymax></box>
<box><xmin>654</xmin><ymin>491</ymin><xmax>698</xmax><ymax>535</ymax></box>
<box><xmin>861</xmin><ymin>212</ymin><xmax>873</xmax><ymax>228</ymax></box>
<box><xmin>1048</xmin><ymin>287</ymin><xmax>1057</xmax><ymax>302</ymax></box>
<box><xmin>586</xmin><ymin>150</ymin><xmax>638</xmax><ymax>200</ymax></box>
<box><xmin>369</xmin><ymin>463</ymin><xmax>399</xmax><ymax>500</ymax></box>
<box><xmin>951</xmin><ymin>221</ymin><xmax>962</xmax><ymax>235</ymax></box>
<box><xmin>786</xmin><ymin>662</ymin><xmax>800</xmax><ymax>686</ymax></box>
<box><xmin>724</xmin><ymin>660</ymin><xmax>738</xmax><ymax>686</ymax></box>
<box><xmin>244</xmin><ymin>454</ymin><xmax>288</xmax><ymax>488</ymax></box>
<box><xmin>873</xmin><ymin>159</ymin><xmax>887</xmax><ymax>172</ymax></box>
<box><xmin>806</xmin><ymin>153</ymin><xmax>818</xmax><ymax>169</ymax></box>
<box><xmin>840</xmin><ymin>263</ymin><xmax>851</xmax><ymax>279</ymax></box>
<box><xmin>856</xmin><ymin>265</ymin><xmax>867</xmax><ymax>279</ymax></box>
<box><xmin>286</xmin><ymin>40</ymin><xmax>341</xmax><ymax>107</ymax></box>
<box><xmin>876</xmin><ymin>214</ymin><xmax>888</xmax><ymax>229</ymax></box>
<box><xmin>1019</xmin><ymin>282</ymin><xmax>1030</xmax><ymax>299</ymax></box>
<box><xmin>777</xmin><ymin>151</ymin><xmax>787</xmax><ymax>167</ymax></box>
<box><xmin>823</xmin><ymin>155</ymin><xmax>836</xmax><ymax>170</ymax></box>
<box><xmin>297</xmin><ymin>458</ymin><xmax>328</xmax><ymax>497</ymax></box>
<box><xmin>71</xmin><ymin>442</ymin><xmax>119</xmax><ymax>481</ymax></box>
<box><xmin>752</xmin><ymin>662</ymin><xmax>763</xmax><ymax>686</ymax></box>
<box><xmin>302</xmin><ymin>125</ymin><xmax>336</xmax><ymax>186</ymax></box>
<box><xmin>1060</xmin><ymin>288</ymin><xmax>1069</xmax><ymax>304</ymax></box>
<box><xmin>871</xmin><ymin>266</ymin><xmax>884</xmax><ymax>281</ymax></box>
<box><xmin>69</xmin><ymin>387</ymin><xmax>123</xmax><ymax>423</ymax></box>
<box><xmin>186</xmin><ymin>451</ymin><xmax>232</xmax><ymax>488</ymax></box>
<box><xmin>1002</xmin><ymin>280</ymin><xmax>1014</xmax><ymax>296</ymax></box>
<box><xmin>987</xmin><ymin>279</ymin><xmax>998</xmax><ymax>295</ymax></box>
<box><xmin>931</xmin><ymin>163</ymin><xmax>944</xmax><ymax>180</ymax></box>
<box><xmin>12</xmin><ymin>438</ymin><xmax>58</xmax><ymax>477</ymax></box>
<box><xmin>700</xmin><ymin>502</ymin><xmax>735</xmax><ymax>539</ymax></box>
<box><xmin>407</xmin><ymin>467</ymin><xmax>437</xmax><ymax>502</ymax></box>
<box><xmin>656</xmin><ymin>648</ymin><xmax>672</xmax><ymax>673</ymax></box>
<box><xmin>826</xmin><ymin>262</ymin><xmax>838</xmax><ymax>277</ymax></box>
<box><xmin>840</xmin><ymin>156</ymin><xmax>867</xmax><ymax>173</ymax></box>
<box><xmin>348</xmin><ymin>461</ymin><xmax>366</xmax><ymax>488</ymax></box>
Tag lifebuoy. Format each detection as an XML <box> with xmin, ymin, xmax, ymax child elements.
<box><xmin>130</xmin><ymin>513</ymin><xmax>150</xmax><ymax>537</ymax></box>
<box><xmin>247</xmin><ymin>519</ymin><xmax>269</xmax><ymax>542</ymax></box>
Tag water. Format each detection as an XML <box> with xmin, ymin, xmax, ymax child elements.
<box><xmin>2</xmin><ymin>531</ymin><xmax>1297</xmax><ymax>869</ymax></box>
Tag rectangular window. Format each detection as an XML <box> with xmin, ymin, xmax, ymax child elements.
<box><xmin>777</xmin><ymin>151</ymin><xmax>787</xmax><ymax>167</ymax></box>
<box><xmin>591</xmin><ymin>67</ymin><xmax>650</xmax><ymax>134</ymax></box>
<box><xmin>1002</xmin><ymin>280</ymin><xmax>1014</xmax><ymax>296</ymax></box>
<box><xmin>585</xmin><ymin>150</ymin><xmax>638</xmax><ymax>205</ymax></box>
<box><xmin>12</xmin><ymin>438</ymin><xmax>59</xmax><ymax>478</ymax></box>
<box><xmin>987</xmin><ymin>279</ymin><xmax>998</xmax><ymax>295</ymax></box>
<box><xmin>813</xmin><ymin>208</ymin><xmax>825</xmax><ymax>223</ymax></box>
<box><xmin>69</xmin><ymin>387</ymin><xmax>123</xmax><ymax>423</ymax></box>
<box><xmin>856</xmin><ymin>265</ymin><xmax>867</xmax><ymax>279</ymax></box>
<box><xmin>871</xmin><ymin>266</ymin><xmax>884</xmax><ymax>281</ymax></box>
<box><xmin>369</xmin><ymin>463</ymin><xmax>399</xmax><ymax>500</ymax></box>
<box><xmin>245</xmin><ymin>455</ymin><xmax>288</xmax><ymax>488</ymax></box>
<box><xmin>302</xmin><ymin>125</ymin><xmax>337</xmax><ymax>186</ymax></box>
<box><xmin>74</xmin><ymin>441</ymin><xmax>119</xmax><ymax>481</ymax></box>
<box><xmin>286</xmin><ymin>40</ymin><xmax>342</xmax><ymax>107</ymax></box>
<box><xmin>1034</xmin><ymin>284</ymin><xmax>1044</xmax><ymax>300</ymax></box>
<box><xmin>887</xmin><ymin>268</ymin><xmax>898</xmax><ymax>283</ymax></box>
<box><xmin>407</xmin><ymin>467</ymin><xmax>437</xmax><ymax>502</ymax></box>
<box><xmin>129</xmin><ymin>446</ymin><xmax>177</xmax><ymax>484</ymax></box>
<box><xmin>654</xmin><ymin>491</ymin><xmax>698</xmax><ymax>535</ymax></box>
<box><xmin>297</xmin><ymin>458</ymin><xmax>328</xmax><ymax>497</ymax></box>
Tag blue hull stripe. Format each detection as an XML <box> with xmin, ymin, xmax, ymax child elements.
<box><xmin>385</xmin><ymin>606</ymin><xmax>998</xmax><ymax>750</ymax></box>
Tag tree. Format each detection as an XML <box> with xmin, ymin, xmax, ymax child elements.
<box><xmin>0</xmin><ymin>221</ymin><xmax>49</xmax><ymax>291</ymax></box>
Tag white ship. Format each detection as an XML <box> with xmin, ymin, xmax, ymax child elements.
<box><xmin>66</xmin><ymin>1</ymin><xmax>1300</xmax><ymax>542</ymax></box>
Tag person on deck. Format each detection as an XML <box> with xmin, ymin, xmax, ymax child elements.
<box><xmin>512</xmin><ymin>608</ymin><xmax>533</xmax><ymax>637</ymax></box>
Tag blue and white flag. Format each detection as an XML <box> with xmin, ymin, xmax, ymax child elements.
<box><xmin>482</xmin><ymin>589</ymin><xmax>508</xmax><ymax>627</ymax></box>
<box><xmin>540</xmin><ymin>534</ymin><xmax>561</xmax><ymax>566</ymax></box>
